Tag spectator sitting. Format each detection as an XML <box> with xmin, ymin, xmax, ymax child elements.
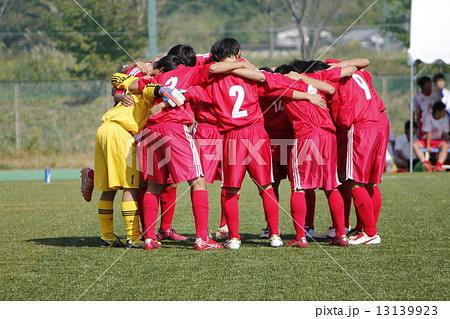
<box><xmin>412</xmin><ymin>102</ymin><xmax>449</xmax><ymax>172</ymax></box>
<box><xmin>394</xmin><ymin>120</ymin><xmax>418</xmax><ymax>170</ymax></box>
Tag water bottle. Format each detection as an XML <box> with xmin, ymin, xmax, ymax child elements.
<box><xmin>45</xmin><ymin>167</ymin><xmax>51</xmax><ymax>184</ymax></box>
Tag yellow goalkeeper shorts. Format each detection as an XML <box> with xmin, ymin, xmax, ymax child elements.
<box><xmin>94</xmin><ymin>121</ymin><xmax>139</xmax><ymax>191</ymax></box>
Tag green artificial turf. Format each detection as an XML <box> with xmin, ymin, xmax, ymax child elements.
<box><xmin>0</xmin><ymin>173</ymin><xmax>448</xmax><ymax>301</ymax></box>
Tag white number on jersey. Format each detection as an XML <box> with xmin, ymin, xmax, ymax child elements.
<box><xmin>307</xmin><ymin>84</ymin><xmax>318</xmax><ymax>95</ymax></box>
<box><xmin>165</xmin><ymin>77</ymin><xmax>178</xmax><ymax>88</ymax></box>
<box><xmin>274</xmin><ymin>100</ymin><xmax>284</xmax><ymax>112</ymax></box>
<box><xmin>352</xmin><ymin>74</ymin><xmax>372</xmax><ymax>100</ymax></box>
<box><xmin>230</xmin><ymin>85</ymin><xmax>248</xmax><ymax>118</ymax></box>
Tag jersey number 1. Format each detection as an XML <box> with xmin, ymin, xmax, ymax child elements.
<box><xmin>230</xmin><ymin>85</ymin><xmax>248</xmax><ymax>118</ymax></box>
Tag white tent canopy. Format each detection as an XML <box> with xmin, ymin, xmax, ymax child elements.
<box><xmin>407</xmin><ymin>0</ymin><xmax>450</xmax><ymax>171</ymax></box>
<box><xmin>407</xmin><ymin>0</ymin><xmax>450</xmax><ymax>65</ymax></box>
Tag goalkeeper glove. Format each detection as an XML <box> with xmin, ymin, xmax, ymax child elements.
<box><xmin>158</xmin><ymin>86</ymin><xmax>186</xmax><ymax>107</ymax></box>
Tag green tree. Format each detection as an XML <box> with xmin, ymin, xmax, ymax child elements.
<box><xmin>381</xmin><ymin>0</ymin><xmax>410</xmax><ymax>47</ymax></box>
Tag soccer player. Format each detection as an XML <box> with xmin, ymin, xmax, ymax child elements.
<box><xmin>311</xmin><ymin>58</ymin><xmax>389</xmax><ymax>245</ymax></box>
<box><xmin>412</xmin><ymin>101</ymin><xmax>449</xmax><ymax>172</ymax></box>
<box><xmin>94</xmin><ymin>67</ymin><xmax>185</xmax><ymax>249</ymax></box>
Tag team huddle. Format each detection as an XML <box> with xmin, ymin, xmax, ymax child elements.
<box><xmin>80</xmin><ymin>37</ymin><xmax>389</xmax><ymax>250</ymax></box>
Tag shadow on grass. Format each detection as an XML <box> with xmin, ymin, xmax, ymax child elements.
<box><xmin>26</xmin><ymin>236</ymin><xmax>101</xmax><ymax>247</ymax></box>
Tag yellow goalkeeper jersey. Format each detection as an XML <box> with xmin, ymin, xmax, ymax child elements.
<box><xmin>102</xmin><ymin>74</ymin><xmax>159</xmax><ymax>135</ymax></box>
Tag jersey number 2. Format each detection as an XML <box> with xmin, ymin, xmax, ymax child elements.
<box><xmin>230</xmin><ymin>85</ymin><xmax>247</xmax><ymax>118</ymax></box>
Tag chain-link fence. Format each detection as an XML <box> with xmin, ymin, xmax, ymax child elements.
<box><xmin>0</xmin><ymin>74</ymin><xmax>425</xmax><ymax>167</ymax></box>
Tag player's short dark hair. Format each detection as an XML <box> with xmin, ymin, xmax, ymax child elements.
<box><xmin>404</xmin><ymin>120</ymin><xmax>418</xmax><ymax>132</ymax></box>
<box><xmin>432</xmin><ymin>101</ymin><xmax>446</xmax><ymax>114</ymax></box>
<box><xmin>167</xmin><ymin>44</ymin><xmax>196</xmax><ymax>67</ymax></box>
<box><xmin>210</xmin><ymin>38</ymin><xmax>241</xmax><ymax>62</ymax></box>
<box><xmin>289</xmin><ymin>59</ymin><xmax>309</xmax><ymax>73</ymax></box>
<box><xmin>308</xmin><ymin>60</ymin><xmax>330</xmax><ymax>72</ymax></box>
<box><xmin>274</xmin><ymin>64</ymin><xmax>297</xmax><ymax>75</ymax></box>
<box><xmin>417</xmin><ymin>76</ymin><xmax>431</xmax><ymax>88</ymax></box>
<box><xmin>153</xmin><ymin>55</ymin><xmax>184</xmax><ymax>73</ymax></box>
<box><xmin>259</xmin><ymin>66</ymin><xmax>273</xmax><ymax>73</ymax></box>
<box><xmin>432</xmin><ymin>73</ymin><xmax>445</xmax><ymax>83</ymax></box>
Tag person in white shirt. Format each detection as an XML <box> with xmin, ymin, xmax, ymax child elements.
<box><xmin>414</xmin><ymin>76</ymin><xmax>434</xmax><ymax>140</ymax></box>
<box><xmin>395</xmin><ymin>120</ymin><xmax>418</xmax><ymax>170</ymax></box>
<box><xmin>413</xmin><ymin>102</ymin><xmax>449</xmax><ymax>171</ymax></box>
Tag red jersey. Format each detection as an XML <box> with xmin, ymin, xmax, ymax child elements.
<box><xmin>260</xmin><ymin>72</ymin><xmax>336</xmax><ymax>138</ymax></box>
<box><xmin>259</xmin><ymin>95</ymin><xmax>294</xmax><ymax>139</ymax></box>
<box><xmin>196</xmin><ymin>53</ymin><xmax>213</xmax><ymax>65</ymax></box>
<box><xmin>314</xmin><ymin>68</ymin><xmax>385</xmax><ymax>130</ymax></box>
<box><xmin>189</xmin><ymin>72</ymin><xmax>265</xmax><ymax>133</ymax></box>
<box><xmin>138</xmin><ymin>64</ymin><xmax>212</xmax><ymax>125</ymax></box>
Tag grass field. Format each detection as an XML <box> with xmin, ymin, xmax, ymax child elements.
<box><xmin>0</xmin><ymin>172</ymin><xmax>448</xmax><ymax>301</ymax></box>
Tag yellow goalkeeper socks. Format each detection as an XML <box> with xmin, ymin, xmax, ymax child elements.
<box><xmin>98</xmin><ymin>200</ymin><xmax>114</xmax><ymax>238</ymax></box>
<box><xmin>122</xmin><ymin>201</ymin><xmax>140</xmax><ymax>242</ymax></box>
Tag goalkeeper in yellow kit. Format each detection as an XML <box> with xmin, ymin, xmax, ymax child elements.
<box><xmin>94</xmin><ymin>69</ymin><xmax>186</xmax><ymax>248</ymax></box>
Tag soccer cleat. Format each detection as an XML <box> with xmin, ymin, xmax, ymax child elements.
<box><xmin>329</xmin><ymin>234</ymin><xmax>349</xmax><ymax>246</ymax></box>
<box><xmin>144</xmin><ymin>238</ymin><xmax>161</xmax><ymax>250</ymax></box>
<box><xmin>269</xmin><ymin>234</ymin><xmax>283</xmax><ymax>247</ymax></box>
<box><xmin>314</xmin><ymin>226</ymin><xmax>335</xmax><ymax>239</ymax></box>
<box><xmin>215</xmin><ymin>225</ymin><xmax>229</xmax><ymax>240</ymax></box>
<box><xmin>156</xmin><ymin>228</ymin><xmax>188</xmax><ymax>241</ymax></box>
<box><xmin>80</xmin><ymin>167</ymin><xmax>94</xmax><ymax>202</ymax></box>
<box><xmin>434</xmin><ymin>165</ymin><xmax>445</xmax><ymax>172</ymax></box>
<box><xmin>100</xmin><ymin>235</ymin><xmax>125</xmax><ymax>248</ymax></box>
<box><xmin>126</xmin><ymin>238</ymin><xmax>145</xmax><ymax>248</ymax></box>
<box><xmin>259</xmin><ymin>227</ymin><xmax>270</xmax><ymax>238</ymax></box>
<box><xmin>286</xmin><ymin>237</ymin><xmax>308</xmax><ymax>248</ymax></box>
<box><xmin>305</xmin><ymin>226</ymin><xmax>316</xmax><ymax>238</ymax></box>
<box><xmin>347</xmin><ymin>228</ymin><xmax>362</xmax><ymax>239</ymax></box>
<box><xmin>349</xmin><ymin>232</ymin><xmax>381</xmax><ymax>245</ymax></box>
<box><xmin>259</xmin><ymin>227</ymin><xmax>281</xmax><ymax>239</ymax></box>
<box><xmin>225</xmin><ymin>238</ymin><xmax>241</xmax><ymax>250</ymax></box>
<box><xmin>194</xmin><ymin>238</ymin><xmax>224</xmax><ymax>250</ymax></box>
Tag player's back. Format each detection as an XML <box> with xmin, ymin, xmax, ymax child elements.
<box><xmin>334</xmin><ymin>69</ymin><xmax>384</xmax><ymax>129</ymax></box>
<box><xmin>147</xmin><ymin>64</ymin><xmax>211</xmax><ymax>125</ymax></box>
<box><xmin>209</xmin><ymin>73</ymin><xmax>264</xmax><ymax>133</ymax></box>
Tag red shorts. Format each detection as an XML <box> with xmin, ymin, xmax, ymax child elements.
<box><xmin>346</xmin><ymin>117</ymin><xmax>389</xmax><ymax>185</ymax></box>
<box><xmin>290</xmin><ymin>128</ymin><xmax>340</xmax><ymax>191</ymax></box>
<box><xmin>416</xmin><ymin>139</ymin><xmax>447</xmax><ymax>149</ymax></box>
<box><xmin>270</xmin><ymin>140</ymin><xmax>293</xmax><ymax>182</ymax></box>
<box><xmin>222</xmin><ymin>123</ymin><xmax>273</xmax><ymax>188</ymax></box>
<box><xmin>336</xmin><ymin>128</ymin><xmax>348</xmax><ymax>173</ymax></box>
<box><xmin>193</xmin><ymin>122</ymin><xmax>222</xmax><ymax>184</ymax></box>
<box><xmin>137</xmin><ymin>122</ymin><xmax>203</xmax><ymax>184</ymax></box>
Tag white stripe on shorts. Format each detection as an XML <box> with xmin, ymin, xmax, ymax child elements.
<box><xmin>346</xmin><ymin>125</ymin><xmax>354</xmax><ymax>180</ymax></box>
<box><xmin>184</xmin><ymin>125</ymin><xmax>203</xmax><ymax>177</ymax></box>
<box><xmin>291</xmin><ymin>139</ymin><xmax>302</xmax><ymax>190</ymax></box>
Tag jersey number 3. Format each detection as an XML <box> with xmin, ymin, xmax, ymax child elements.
<box><xmin>230</xmin><ymin>85</ymin><xmax>248</xmax><ymax>118</ymax></box>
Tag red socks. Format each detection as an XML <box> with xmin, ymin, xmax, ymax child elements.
<box><xmin>160</xmin><ymin>187</ymin><xmax>177</xmax><ymax>231</ymax></box>
<box><xmin>142</xmin><ymin>192</ymin><xmax>160</xmax><ymax>239</ymax></box>
<box><xmin>326</xmin><ymin>190</ymin><xmax>346</xmax><ymax>237</ymax></box>
<box><xmin>223</xmin><ymin>192</ymin><xmax>240</xmax><ymax>240</ymax></box>
<box><xmin>219</xmin><ymin>188</ymin><xmax>227</xmax><ymax>228</ymax></box>
<box><xmin>290</xmin><ymin>191</ymin><xmax>307</xmax><ymax>239</ymax></box>
<box><xmin>259</xmin><ymin>188</ymin><xmax>280</xmax><ymax>236</ymax></box>
<box><xmin>367</xmin><ymin>185</ymin><xmax>382</xmax><ymax>225</ymax></box>
<box><xmin>351</xmin><ymin>187</ymin><xmax>376</xmax><ymax>237</ymax></box>
<box><xmin>338</xmin><ymin>183</ymin><xmax>352</xmax><ymax>229</ymax></box>
<box><xmin>191</xmin><ymin>190</ymin><xmax>209</xmax><ymax>240</ymax></box>
<box><xmin>305</xmin><ymin>189</ymin><xmax>316</xmax><ymax>229</ymax></box>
